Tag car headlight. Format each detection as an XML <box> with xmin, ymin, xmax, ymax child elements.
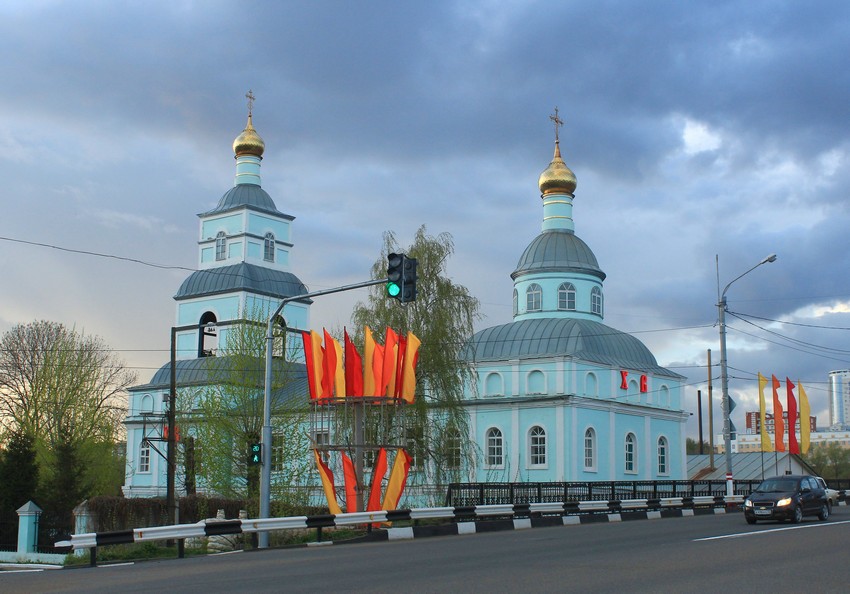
<box><xmin>776</xmin><ymin>497</ymin><xmax>792</xmax><ymax>507</ymax></box>
<box><xmin>745</xmin><ymin>499</ymin><xmax>753</xmax><ymax>508</ymax></box>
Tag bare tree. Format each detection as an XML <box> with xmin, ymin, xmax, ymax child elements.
<box><xmin>0</xmin><ymin>320</ymin><xmax>134</xmax><ymax>448</ymax></box>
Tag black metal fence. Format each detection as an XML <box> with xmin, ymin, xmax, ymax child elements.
<box><xmin>444</xmin><ymin>480</ymin><xmax>765</xmax><ymax>507</ymax></box>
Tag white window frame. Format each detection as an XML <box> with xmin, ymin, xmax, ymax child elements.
<box><xmin>486</xmin><ymin>427</ymin><xmax>504</xmax><ymax>468</ymax></box>
<box><xmin>558</xmin><ymin>282</ymin><xmax>576</xmax><ymax>311</ymax></box>
<box><xmin>584</xmin><ymin>428</ymin><xmax>597</xmax><ymax>471</ymax></box>
<box><xmin>657</xmin><ymin>436</ymin><xmax>669</xmax><ymax>476</ymax></box>
<box><xmin>526</xmin><ymin>283</ymin><xmax>542</xmax><ymax>312</ymax></box>
<box><xmin>528</xmin><ymin>425</ymin><xmax>547</xmax><ymax>467</ymax></box>
<box><xmin>625</xmin><ymin>432</ymin><xmax>637</xmax><ymax>474</ymax></box>
<box><xmin>139</xmin><ymin>439</ymin><xmax>151</xmax><ymax>473</ymax></box>
<box><xmin>591</xmin><ymin>287</ymin><xmax>603</xmax><ymax>315</ymax></box>
<box><xmin>263</xmin><ymin>232</ymin><xmax>275</xmax><ymax>262</ymax></box>
<box><xmin>215</xmin><ymin>231</ymin><xmax>227</xmax><ymax>261</ymax></box>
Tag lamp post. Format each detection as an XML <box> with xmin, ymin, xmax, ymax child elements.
<box><xmin>717</xmin><ymin>253</ymin><xmax>777</xmax><ymax>497</ymax></box>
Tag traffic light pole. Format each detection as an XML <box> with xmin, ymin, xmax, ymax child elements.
<box><xmin>258</xmin><ymin>277</ymin><xmax>388</xmax><ymax>549</ymax></box>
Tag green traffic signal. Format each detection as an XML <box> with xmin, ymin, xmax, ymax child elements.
<box><xmin>387</xmin><ymin>281</ymin><xmax>401</xmax><ymax>297</ymax></box>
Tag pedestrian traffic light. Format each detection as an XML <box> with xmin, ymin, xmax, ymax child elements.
<box><xmin>248</xmin><ymin>443</ymin><xmax>262</xmax><ymax>466</ymax></box>
<box><xmin>386</xmin><ymin>253</ymin><xmax>418</xmax><ymax>303</ymax></box>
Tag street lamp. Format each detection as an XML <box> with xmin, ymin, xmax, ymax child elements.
<box><xmin>717</xmin><ymin>253</ymin><xmax>777</xmax><ymax>497</ymax></box>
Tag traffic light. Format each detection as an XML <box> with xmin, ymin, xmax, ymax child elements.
<box><xmin>248</xmin><ymin>443</ymin><xmax>262</xmax><ymax>466</ymax></box>
<box><xmin>400</xmin><ymin>256</ymin><xmax>417</xmax><ymax>303</ymax></box>
<box><xmin>387</xmin><ymin>252</ymin><xmax>403</xmax><ymax>298</ymax></box>
<box><xmin>386</xmin><ymin>253</ymin><xmax>418</xmax><ymax>303</ymax></box>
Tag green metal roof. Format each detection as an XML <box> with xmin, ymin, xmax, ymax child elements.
<box><xmin>131</xmin><ymin>356</ymin><xmax>308</xmax><ymax>406</ymax></box>
<box><xmin>175</xmin><ymin>262</ymin><xmax>311</xmax><ymax>302</ymax></box>
<box><xmin>512</xmin><ymin>229</ymin><xmax>605</xmax><ymax>281</ymax></box>
<box><xmin>462</xmin><ymin>317</ymin><xmax>683</xmax><ymax>378</ymax></box>
<box><xmin>199</xmin><ymin>184</ymin><xmax>292</xmax><ymax>219</ymax></box>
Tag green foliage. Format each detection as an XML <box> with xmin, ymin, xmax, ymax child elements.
<box><xmin>350</xmin><ymin>226</ymin><xmax>481</xmax><ymax>499</ymax></box>
<box><xmin>803</xmin><ymin>442</ymin><xmax>850</xmax><ymax>479</ymax></box>
<box><xmin>175</xmin><ymin>308</ymin><xmax>312</xmax><ymax>506</ymax></box>
<box><xmin>686</xmin><ymin>438</ymin><xmax>711</xmax><ymax>454</ymax></box>
<box><xmin>0</xmin><ymin>320</ymin><xmax>133</xmax><ymax>504</ymax></box>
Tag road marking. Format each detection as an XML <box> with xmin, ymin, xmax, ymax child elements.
<box><xmin>694</xmin><ymin>519</ymin><xmax>850</xmax><ymax>542</ymax></box>
<box><xmin>0</xmin><ymin>569</ymin><xmax>45</xmax><ymax>574</ymax></box>
<box><xmin>98</xmin><ymin>562</ymin><xmax>135</xmax><ymax>568</ymax></box>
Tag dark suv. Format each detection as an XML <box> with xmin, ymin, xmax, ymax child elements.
<box><xmin>744</xmin><ymin>475</ymin><xmax>830</xmax><ymax>524</ymax></box>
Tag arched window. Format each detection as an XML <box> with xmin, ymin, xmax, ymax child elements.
<box><xmin>139</xmin><ymin>440</ymin><xmax>151</xmax><ymax>473</ymax></box>
<box><xmin>625</xmin><ymin>433</ymin><xmax>637</xmax><ymax>473</ymax></box>
<box><xmin>486</xmin><ymin>428</ymin><xmax>504</xmax><ymax>467</ymax></box>
<box><xmin>445</xmin><ymin>427</ymin><xmax>463</xmax><ymax>470</ymax></box>
<box><xmin>140</xmin><ymin>394</ymin><xmax>154</xmax><ymax>414</ymax></box>
<box><xmin>529</xmin><ymin>426</ymin><xmax>546</xmax><ymax>466</ymax></box>
<box><xmin>198</xmin><ymin>312</ymin><xmax>218</xmax><ymax>358</ymax></box>
<box><xmin>558</xmin><ymin>282</ymin><xmax>576</xmax><ymax>310</ymax></box>
<box><xmin>526</xmin><ymin>283</ymin><xmax>542</xmax><ymax>312</ymax></box>
<box><xmin>513</xmin><ymin>289</ymin><xmax>518</xmax><ymax>316</ymax></box>
<box><xmin>657</xmin><ymin>437</ymin><xmax>669</xmax><ymax>475</ymax></box>
<box><xmin>264</xmin><ymin>232</ymin><xmax>275</xmax><ymax>262</ymax></box>
<box><xmin>215</xmin><ymin>231</ymin><xmax>227</xmax><ymax>261</ymax></box>
<box><xmin>584</xmin><ymin>428</ymin><xmax>596</xmax><ymax>470</ymax></box>
<box><xmin>591</xmin><ymin>287</ymin><xmax>603</xmax><ymax>315</ymax></box>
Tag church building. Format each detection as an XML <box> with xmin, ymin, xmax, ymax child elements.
<box><xmin>122</xmin><ymin>103</ymin><xmax>688</xmax><ymax>499</ymax></box>
<box><xmin>122</xmin><ymin>100</ymin><xmax>311</xmax><ymax>497</ymax></box>
<box><xmin>461</xmin><ymin>115</ymin><xmax>688</xmax><ymax>482</ymax></box>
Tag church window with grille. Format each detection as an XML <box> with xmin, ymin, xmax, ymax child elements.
<box><xmin>526</xmin><ymin>283</ymin><xmax>542</xmax><ymax>312</ymax></box>
<box><xmin>657</xmin><ymin>436</ymin><xmax>668</xmax><ymax>475</ymax></box>
<box><xmin>215</xmin><ymin>231</ymin><xmax>227</xmax><ymax>261</ymax></box>
<box><xmin>139</xmin><ymin>440</ymin><xmax>151</xmax><ymax>473</ymax></box>
<box><xmin>584</xmin><ymin>428</ymin><xmax>597</xmax><ymax>470</ymax></box>
<box><xmin>591</xmin><ymin>286</ymin><xmax>603</xmax><ymax>315</ymax></box>
<box><xmin>529</xmin><ymin>425</ymin><xmax>546</xmax><ymax>466</ymax></box>
<box><xmin>264</xmin><ymin>232</ymin><xmax>275</xmax><ymax>262</ymax></box>
<box><xmin>558</xmin><ymin>282</ymin><xmax>576</xmax><ymax>310</ymax></box>
<box><xmin>625</xmin><ymin>433</ymin><xmax>637</xmax><ymax>473</ymax></box>
<box><xmin>486</xmin><ymin>427</ymin><xmax>504</xmax><ymax>467</ymax></box>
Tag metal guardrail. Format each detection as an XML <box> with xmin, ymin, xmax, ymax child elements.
<box><xmin>57</xmin><ymin>494</ymin><xmax>744</xmax><ymax>565</ymax></box>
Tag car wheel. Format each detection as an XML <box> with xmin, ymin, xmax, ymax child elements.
<box><xmin>819</xmin><ymin>502</ymin><xmax>830</xmax><ymax>521</ymax></box>
<box><xmin>746</xmin><ymin>516</ymin><xmax>757</xmax><ymax>525</ymax></box>
<box><xmin>791</xmin><ymin>505</ymin><xmax>803</xmax><ymax>524</ymax></box>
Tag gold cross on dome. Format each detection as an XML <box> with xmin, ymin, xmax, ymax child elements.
<box><xmin>549</xmin><ymin>107</ymin><xmax>564</xmax><ymax>143</ymax></box>
<box><xmin>246</xmin><ymin>89</ymin><xmax>256</xmax><ymax>117</ymax></box>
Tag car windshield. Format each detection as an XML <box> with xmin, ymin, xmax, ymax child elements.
<box><xmin>755</xmin><ymin>479</ymin><xmax>798</xmax><ymax>493</ymax></box>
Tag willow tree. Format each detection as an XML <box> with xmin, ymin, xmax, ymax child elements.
<box><xmin>350</xmin><ymin>226</ymin><xmax>480</xmax><ymax>501</ymax></box>
<box><xmin>177</xmin><ymin>311</ymin><xmax>311</xmax><ymax>510</ymax></box>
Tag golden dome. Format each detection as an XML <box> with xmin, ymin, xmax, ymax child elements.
<box><xmin>538</xmin><ymin>141</ymin><xmax>576</xmax><ymax>195</ymax></box>
<box><xmin>233</xmin><ymin>114</ymin><xmax>265</xmax><ymax>157</ymax></box>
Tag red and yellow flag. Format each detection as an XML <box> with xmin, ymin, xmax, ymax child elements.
<box><xmin>382</xmin><ymin>328</ymin><xmax>399</xmax><ymax>398</ymax></box>
<box><xmin>798</xmin><ymin>380</ymin><xmax>811</xmax><ymax>454</ymax></box>
<box><xmin>314</xmin><ymin>449</ymin><xmax>342</xmax><ymax>515</ymax></box>
<box><xmin>344</xmin><ymin>328</ymin><xmax>364</xmax><ymax>397</ymax></box>
<box><xmin>362</xmin><ymin>326</ymin><xmax>377</xmax><ymax>396</ymax></box>
<box><xmin>772</xmin><ymin>375</ymin><xmax>785</xmax><ymax>452</ymax></box>
<box><xmin>786</xmin><ymin>377</ymin><xmax>799</xmax><ymax>455</ymax></box>
<box><xmin>302</xmin><ymin>330</ymin><xmax>325</xmax><ymax>400</ymax></box>
<box><xmin>323</xmin><ymin>329</ymin><xmax>344</xmax><ymax>398</ymax></box>
<box><xmin>400</xmin><ymin>332</ymin><xmax>421</xmax><ymax>403</ymax></box>
<box><xmin>757</xmin><ymin>373</ymin><xmax>773</xmax><ymax>452</ymax></box>
<box><xmin>341</xmin><ymin>451</ymin><xmax>358</xmax><ymax>513</ymax></box>
<box><xmin>382</xmin><ymin>449</ymin><xmax>413</xmax><ymax>512</ymax></box>
<box><xmin>366</xmin><ymin>447</ymin><xmax>388</xmax><ymax>513</ymax></box>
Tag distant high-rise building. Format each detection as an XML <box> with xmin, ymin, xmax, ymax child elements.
<box><xmin>828</xmin><ymin>370</ymin><xmax>850</xmax><ymax>430</ymax></box>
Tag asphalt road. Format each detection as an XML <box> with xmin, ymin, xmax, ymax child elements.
<box><xmin>4</xmin><ymin>508</ymin><xmax>850</xmax><ymax>593</ymax></box>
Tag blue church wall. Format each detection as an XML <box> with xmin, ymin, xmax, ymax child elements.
<box><xmin>201</xmin><ymin>214</ymin><xmax>242</xmax><ymax>241</ymax></box>
<box><xmin>246</xmin><ymin>212</ymin><xmax>290</xmax><ymax>244</ymax></box>
<box><xmin>513</xmin><ymin>272</ymin><xmax>603</xmax><ymax>321</ymax></box>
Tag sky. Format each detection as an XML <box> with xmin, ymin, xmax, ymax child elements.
<box><xmin>1</xmin><ymin>0</ymin><xmax>849</xmax><ymax>442</ymax></box>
